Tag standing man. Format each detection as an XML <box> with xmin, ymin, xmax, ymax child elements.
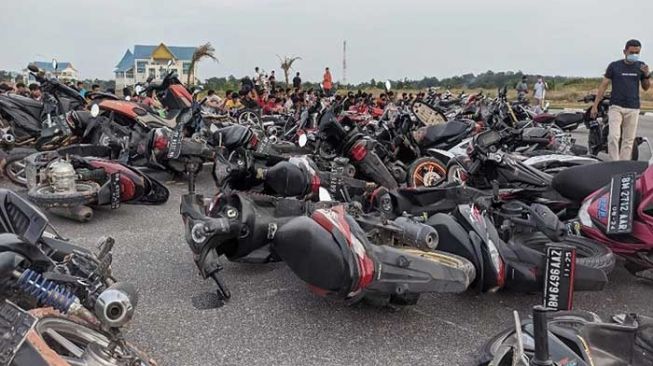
<box><xmin>322</xmin><ymin>67</ymin><xmax>333</xmax><ymax>96</ymax></box>
<box><xmin>292</xmin><ymin>72</ymin><xmax>302</xmax><ymax>89</ymax></box>
<box><xmin>591</xmin><ymin>39</ymin><xmax>650</xmax><ymax>161</ymax></box>
<box><xmin>515</xmin><ymin>76</ymin><xmax>528</xmax><ymax>100</ymax></box>
<box><xmin>77</xmin><ymin>81</ymin><xmax>87</xmax><ymax>98</ymax></box>
<box><xmin>269</xmin><ymin>70</ymin><xmax>277</xmax><ymax>92</ymax></box>
<box><xmin>14</xmin><ymin>82</ymin><xmax>29</xmax><ymax>97</ymax></box>
<box><xmin>533</xmin><ymin>75</ymin><xmax>548</xmax><ymax>109</ymax></box>
<box><xmin>28</xmin><ymin>83</ymin><xmax>42</xmax><ymax>100</ymax></box>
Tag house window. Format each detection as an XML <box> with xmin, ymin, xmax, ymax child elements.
<box><xmin>182</xmin><ymin>62</ymin><xmax>192</xmax><ymax>74</ymax></box>
<box><xmin>126</xmin><ymin>70</ymin><xmax>134</xmax><ymax>79</ymax></box>
<box><xmin>149</xmin><ymin>68</ymin><xmax>156</xmax><ymax>78</ymax></box>
<box><xmin>136</xmin><ymin>61</ymin><xmax>147</xmax><ymax>74</ymax></box>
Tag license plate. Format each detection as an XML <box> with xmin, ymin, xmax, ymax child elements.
<box><xmin>167</xmin><ymin>128</ymin><xmax>183</xmax><ymax>160</ymax></box>
<box><xmin>606</xmin><ymin>172</ymin><xmax>636</xmax><ymax>234</ymax></box>
<box><xmin>110</xmin><ymin>172</ymin><xmax>121</xmax><ymax>209</ymax></box>
<box><xmin>543</xmin><ymin>245</ymin><xmax>576</xmax><ymax>311</ymax></box>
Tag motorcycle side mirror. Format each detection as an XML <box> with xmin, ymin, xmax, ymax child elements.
<box><xmin>27</xmin><ymin>64</ymin><xmax>40</xmax><ymax>73</ymax></box>
<box><xmin>134</xmin><ymin>85</ymin><xmax>144</xmax><ymax>95</ymax></box>
<box><xmin>167</xmin><ymin>59</ymin><xmax>174</xmax><ymax>69</ymax></box>
<box><xmin>51</xmin><ymin>58</ymin><xmax>58</xmax><ymax>71</ymax></box>
<box><xmin>384</xmin><ymin>80</ymin><xmax>392</xmax><ymax>91</ymax></box>
<box><xmin>298</xmin><ymin>132</ymin><xmax>308</xmax><ymax>147</ymax></box>
<box><xmin>90</xmin><ymin>104</ymin><xmax>100</xmax><ymax>118</ymax></box>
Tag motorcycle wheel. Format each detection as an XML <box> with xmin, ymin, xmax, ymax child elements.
<box><xmin>477</xmin><ymin>310</ymin><xmax>601</xmax><ymax>365</ymax></box>
<box><xmin>407</xmin><ymin>157</ymin><xmax>447</xmax><ymax>187</ymax></box>
<box><xmin>2</xmin><ymin>147</ymin><xmax>36</xmax><ymax>187</ymax></box>
<box><xmin>27</xmin><ymin>182</ymin><xmax>100</xmax><ymax>208</ymax></box>
<box><xmin>518</xmin><ymin>233</ymin><xmax>616</xmax><ymax>275</ymax></box>
<box><xmin>237</xmin><ymin>109</ymin><xmax>261</xmax><ymax>127</ymax></box>
<box><xmin>26</xmin><ymin>308</ymin><xmax>156</xmax><ymax>365</ymax></box>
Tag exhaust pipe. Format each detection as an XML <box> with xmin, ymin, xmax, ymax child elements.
<box><xmin>95</xmin><ymin>282</ymin><xmax>138</xmax><ymax>328</ymax></box>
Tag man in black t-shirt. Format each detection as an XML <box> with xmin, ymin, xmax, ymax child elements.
<box><xmin>292</xmin><ymin>72</ymin><xmax>302</xmax><ymax>89</ymax></box>
<box><xmin>592</xmin><ymin>39</ymin><xmax>651</xmax><ymax>160</ymax></box>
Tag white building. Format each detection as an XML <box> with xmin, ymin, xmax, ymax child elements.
<box><xmin>24</xmin><ymin>61</ymin><xmax>79</xmax><ymax>83</ymax></box>
<box><xmin>114</xmin><ymin>43</ymin><xmax>197</xmax><ymax>91</ymax></box>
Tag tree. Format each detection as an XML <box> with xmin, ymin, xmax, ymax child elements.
<box><xmin>277</xmin><ymin>55</ymin><xmax>302</xmax><ymax>86</ymax></box>
<box><xmin>187</xmin><ymin>42</ymin><xmax>218</xmax><ymax>86</ymax></box>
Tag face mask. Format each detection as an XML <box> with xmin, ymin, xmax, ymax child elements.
<box><xmin>626</xmin><ymin>54</ymin><xmax>640</xmax><ymax>63</ymax></box>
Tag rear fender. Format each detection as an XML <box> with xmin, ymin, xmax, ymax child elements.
<box><xmin>426</xmin><ymin>148</ymin><xmax>455</xmax><ymax>166</ymax></box>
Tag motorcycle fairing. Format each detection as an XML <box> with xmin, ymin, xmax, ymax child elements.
<box><xmin>582</xmin><ymin>165</ymin><xmax>653</xmax><ymax>255</ymax></box>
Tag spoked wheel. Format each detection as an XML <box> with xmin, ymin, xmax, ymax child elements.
<box><xmin>32</xmin><ymin>316</ymin><xmax>154</xmax><ymax>365</ymax></box>
<box><xmin>28</xmin><ymin>182</ymin><xmax>100</xmax><ymax>207</ymax></box>
<box><xmin>237</xmin><ymin>109</ymin><xmax>261</xmax><ymax>127</ymax></box>
<box><xmin>2</xmin><ymin>147</ymin><xmax>36</xmax><ymax>187</ymax></box>
<box><xmin>407</xmin><ymin>157</ymin><xmax>447</xmax><ymax>187</ymax></box>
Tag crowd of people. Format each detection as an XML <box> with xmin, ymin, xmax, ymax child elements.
<box><xmin>0</xmin><ymin>79</ymin><xmax>110</xmax><ymax>102</ymax></box>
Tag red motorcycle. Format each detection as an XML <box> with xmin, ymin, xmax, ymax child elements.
<box><xmin>553</xmin><ymin>160</ymin><xmax>653</xmax><ymax>273</ymax></box>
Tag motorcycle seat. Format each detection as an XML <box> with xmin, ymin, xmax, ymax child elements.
<box><xmin>533</xmin><ymin>113</ymin><xmax>556</xmax><ymax>124</ymax></box>
<box><xmin>273</xmin><ymin>215</ymin><xmax>353</xmax><ymax>292</ymax></box>
<box><xmin>5</xmin><ymin>94</ymin><xmax>43</xmax><ymax>120</ymax></box>
<box><xmin>212</xmin><ymin>124</ymin><xmax>252</xmax><ymax>150</ymax></box>
<box><xmin>421</xmin><ymin>120</ymin><xmax>471</xmax><ymax>146</ymax></box>
<box><xmin>555</xmin><ymin>112</ymin><xmax>584</xmax><ymax>127</ymax></box>
<box><xmin>552</xmin><ymin>161</ymin><xmax>647</xmax><ymax>202</ymax></box>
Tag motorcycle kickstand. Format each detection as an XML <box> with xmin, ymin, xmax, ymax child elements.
<box><xmin>210</xmin><ymin>269</ymin><xmax>231</xmax><ymax>301</ymax></box>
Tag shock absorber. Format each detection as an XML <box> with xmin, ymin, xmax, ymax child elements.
<box><xmin>16</xmin><ymin>269</ymin><xmax>77</xmax><ymax>313</ymax></box>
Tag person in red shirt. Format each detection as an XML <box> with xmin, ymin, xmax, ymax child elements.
<box><xmin>322</xmin><ymin>67</ymin><xmax>333</xmax><ymax>96</ymax></box>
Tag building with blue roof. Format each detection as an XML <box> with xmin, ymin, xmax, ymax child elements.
<box><xmin>23</xmin><ymin>60</ymin><xmax>79</xmax><ymax>83</ymax></box>
<box><xmin>114</xmin><ymin>43</ymin><xmax>197</xmax><ymax>90</ymax></box>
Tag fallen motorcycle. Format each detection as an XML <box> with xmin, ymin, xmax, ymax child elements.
<box><xmin>479</xmin><ymin>306</ymin><xmax>653</xmax><ymax>366</ymax></box>
<box><xmin>0</xmin><ymin>188</ymin><xmax>155</xmax><ymax>365</ymax></box>
<box><xmin>23</xmin><ymin>144</ymin><xmax>169</xmax><ymax>222</ymax></box>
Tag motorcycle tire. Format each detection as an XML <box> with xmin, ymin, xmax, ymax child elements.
<box><xmin>2</xmin><ymin>147</ymin><xmax>36</xmax><ymax>187</ymax></box>
<box><xmin>22</xmin><ymin>307</ymin><xmax>156</xmax><ymax>366</ymax></box>
<box><xmin>518</xmin><ymin>233</ymin><xmax>615</xmax><ymax>275</ymax></box>
<box><xmin>477</xmin><ymin>310</ymin><xmax>601</xmax><ymax>365</ymax></box>
<box><xmin>27</xmin><ymin>182</ymin><xmax>100</xmax><ymax>208</ymax></box>
<box><xmin>237</xmin><ymin>109</ymin><xmax>261</xmax><ymax>127</ymax></box>
<box><xmin>407</xmin><ymin>157</ymin><xmax>447</xmax><ymax>187</ymax></box>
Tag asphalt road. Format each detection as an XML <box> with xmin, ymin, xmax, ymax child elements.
<box><xmin>3</xmin><ymin>116</ymin><xmax>653</xmax><ymax>366</ymax></box>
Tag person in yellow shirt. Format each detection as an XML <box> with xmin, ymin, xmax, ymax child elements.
<box><xmin>224</xmin><ymin>92</ymin><xmax>244</xmax><ymax>110</ymax></box>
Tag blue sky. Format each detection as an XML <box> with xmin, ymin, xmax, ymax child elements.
<box><xmin>2</xmin><ymin>0</ymin><xmax>651</xmax><ymax>82</ymax></box>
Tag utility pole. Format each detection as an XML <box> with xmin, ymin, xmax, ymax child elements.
<box><xmin>342</xmin><ymin>40</ymin><xmax>347</xmax><ymax>85</ymax></box>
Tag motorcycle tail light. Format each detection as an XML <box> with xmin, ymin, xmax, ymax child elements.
<box><xmin>473</xmin><ymin>122</ymin><xmax>483</xmax><ymax>134</ymax></box>
<box><xmin>248</xmin><ymin>133</ymin><xmax>259</xmax><ymax>149</ymax></box>
<box><xmin>486</xmin><ymin>238</ymin><xmax>506</xmax><ymax>289</ymax></box>
<box><xmin>349</xmin><ymin>142</ymin><xmax>368</xmax><ymax>161</ymax></box>
<box><xmin>310</xmin><ymin>175</ymin><xmax>321</xmax><ymax>194</ymax></box>
<box><xmin>578</xmin><ymin>197</ymin><xmax>594</xmax><ymax>228</ymax></box>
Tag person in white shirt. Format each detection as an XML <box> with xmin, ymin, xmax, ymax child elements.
<box><xmin>533</xmin><ymin>75</ymin><xmax>548</xmax><ymax>108</ymax></box>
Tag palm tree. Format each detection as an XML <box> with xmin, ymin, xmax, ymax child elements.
<box><xmin>187</xmin><ymin>42</ymin><xmax>218</xmax><ymax>86</ymax></box>
<box><xmin>277</xmin><ymin>55</ymin><xmax>302</xmax><ymax>87</ymax></box>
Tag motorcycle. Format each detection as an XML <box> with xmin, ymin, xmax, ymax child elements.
<box><xmin>22</xmin><ymin>144</ymin><xmax>169</xmax><ymax>222</ymax></box>
<box><xmin>0</xmin><ymin>61</ymin><xmax>88</xmax><ymax>147</ymax></box>
<box><xmin>426</xmin><ymin>193</ymin><xmax>613</xmax><ymax>293</ymax></box>
<box><xmin>179</xmin><ymin>181</ymin><xmax>475</xmax><ymax>305</ymax></box>
<box><xmin>580</xmin><ymin>93</ymin><xmax>651</xmax><ymax>160</ymax></box>
<box><xmin>480</xmin><ymin>305</ymin><xmax>653</xmax><ymax>366</ymax></box>
<box><xmin>446</xmin><ymin>129</ymin><xmax>599</xmax><ymax>212</ymax></box>
<box><xmin>0</xmin><ymin>188</ymin><xmax>155</xmax><ymax>365</ymax></box>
